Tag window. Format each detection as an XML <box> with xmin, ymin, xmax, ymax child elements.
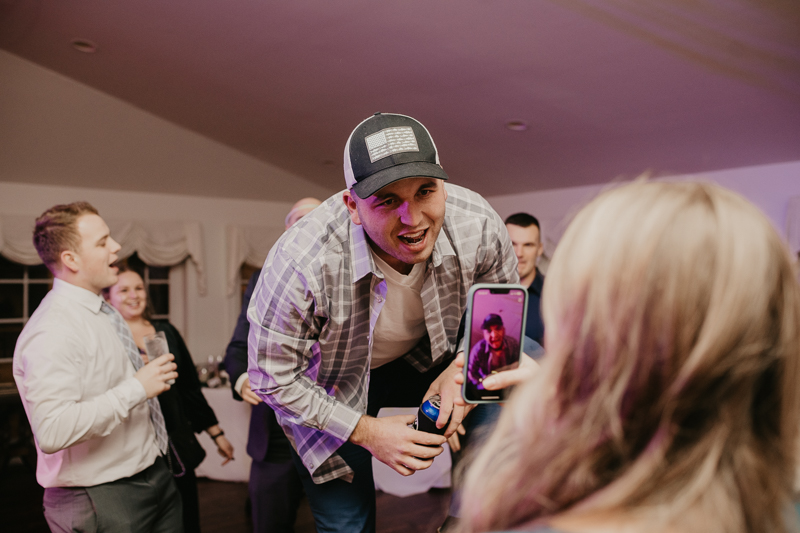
<box><xmin>124</xmin><ymin>254</ymin><xmax>170</xmax><ymax>320</ymax></box>
<box><xmin>0</xmin><ymin>256</ymin><xmax>53</xmax><ymax>359</ymax></box>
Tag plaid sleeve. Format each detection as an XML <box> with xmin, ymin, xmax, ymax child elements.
<box><xmin>476</xmin><ymin>205</ymin><xmax>520</xmax><ymax>286</ymax></box>
<box><xmin>246</xmin><ymin>247</ymin><xmax>362</xmax><ymax>444</ymax></box>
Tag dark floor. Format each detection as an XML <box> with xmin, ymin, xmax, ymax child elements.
<box><xmin>2</xmin><ymin>460</ymin><xmax>451</xmax><ymax>533</ymax></box>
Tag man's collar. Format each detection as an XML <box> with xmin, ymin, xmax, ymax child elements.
<box><xmin>52</xmin><ymin>278</ymin><xmax>105</xmax><ymax>314</ymax></box>
<box><xmin>429</xmin><ymin>225</ymin><xmax>455</xmax><ymax>267</ymax></box>
<box><xmin>349</xmin><ymin>222</ymin><xmax>455</xmax><ymax>283</ymax></box>
<box><xmin>350</xmin><ymin>224</ymin><xmax>380</xmax><ymax>283</ymax></box>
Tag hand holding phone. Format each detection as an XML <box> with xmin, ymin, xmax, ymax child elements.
<box><xmin>461</xmin><ymin>284</ymin><xmax>528</xmax><ymax>403</ymax></box>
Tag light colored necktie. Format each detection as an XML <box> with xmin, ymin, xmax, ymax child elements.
<box><xmin>101</xmin><ymin>302</ymin><xmax>169</xmax><ymax>454</ymax></box>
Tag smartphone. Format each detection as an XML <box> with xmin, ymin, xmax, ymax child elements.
<box><xmin>462</xmin><ymin>283</ymin><xmax>528</xmax><ymax>403</ymax></box>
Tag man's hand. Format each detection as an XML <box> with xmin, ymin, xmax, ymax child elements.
<box><xmin>215</xmin><ymin>435</ymin><xmax>235</xmax><ymax>465</ymax></box>
<box><xmin>446</xmin><ymin>424</ymin><xmax>466</xmax><ymax>453</ymax></box>
<box><xmin>134</xmin><ymin>353</ymin><xmax>178</xmax><ymax>399</ymax></box>
<box><xmin>240</xmin><ymin>377</ymin><xmax>263</xmax><ymax>406</ymax></box>
<box><xmin>453</xmin><ymin>352</ymin><xmax>541</xmax><ymax>407</ymax></box>
<box><xmin>425</xmin><ymin>356</ymin><xmax>474</xmax><ymax>437</ymax></box>
<box><xmin>349</xmin><ymin>415</ymin><xmax>446</xmax><ymax>476</ymax></box>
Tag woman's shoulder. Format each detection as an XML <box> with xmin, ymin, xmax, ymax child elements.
<box><xmin>151</xmin><ymin>320</ymin><xmax>186</xmax><ymax>351</ymax></box>
<box><xmin>152</xmin><ymin>319</ymin><xmax>178</xmax><ymax>335</ymax></box>
<box><xmin>150</xmin><ymin>318</ymin><xmax>175</xmax><ymax>331</ymax></box>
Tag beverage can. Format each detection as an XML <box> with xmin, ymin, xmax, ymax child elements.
<box><xmin>413</xmin><ymin>394</ymin><xmax>447</xmax><ymax>435</ymax></box>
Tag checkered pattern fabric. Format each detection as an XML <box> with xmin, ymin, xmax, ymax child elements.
<box><xmin>248</xmin><ymin>183</ymin><xmax>519</xmax><ymax>483</ymax></box>
<box><xmin>101</xmin><ymin>302</ymin><xmax>169</xmax><ymax>454</ymax></box>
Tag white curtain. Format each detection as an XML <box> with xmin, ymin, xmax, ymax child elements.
<box><xmin>226</xmin><ymin>225</ymin><xmax>285</xmax><ymax>296</ymax></box>
<box><xmin>786</xmin><ymin>196</ymin><xmax>800</xmax><ymax>256</ymax></box>
<box><xmin>0</xmin><ymin>214</ymin><xmax>207</xmax><ymax>295</ymax></box>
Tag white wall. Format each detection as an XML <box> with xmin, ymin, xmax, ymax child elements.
<box><xmin>0</xmin><ymin>49</ymin><xmax>333</xmax><ymax>202</ymax></box>
<box><xmin>0</xmin><ymin>49</ymin><xmax>337</xmax><ymax>362</ymax></box>
<box><xmin>0</xmin><ymin>181</ymin><xmax>336</xmax><ymax>362</ymax></box>
<box><xmin>486</xmin><ymin>160</ymin><xmax>800</xmax><ymax>250</ymax></box>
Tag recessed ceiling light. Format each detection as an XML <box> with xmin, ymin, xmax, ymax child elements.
<box><xmin>505</xmin><ymin>120</ymin><xmax>528</xmax><ymax>131</ymax></box>
<box><xmin>71</xmin><ymin>39</ymin><xmax>97</xmax><ymax>53</ymax></box>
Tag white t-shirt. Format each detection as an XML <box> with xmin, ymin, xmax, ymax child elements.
<box><xmin>369</xmin><ymin>251</ymin><xmax>427</xmax><ymax>369</ymax></box>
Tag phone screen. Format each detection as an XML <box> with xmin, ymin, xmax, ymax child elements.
<box><xmin>463</xmin><ymin>285</ymin><xmax>527</xmax><ymax>403</ymax></box>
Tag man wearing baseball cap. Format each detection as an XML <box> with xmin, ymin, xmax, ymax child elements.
<box><xmin>247</xmin><ymin>113</ymin><xmax>518</xmax><ymax>532</ymax></box>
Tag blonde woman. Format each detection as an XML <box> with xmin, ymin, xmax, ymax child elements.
<box><xmin>457</xmin><ymin>181</ymin><xmax>800</xmax><ymax>533</ymax></box>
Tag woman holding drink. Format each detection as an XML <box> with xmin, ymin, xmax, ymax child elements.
<box><xmin>105</xmin><ymin>263</ymin><xmax>234</xmax><ymax>533</ymax></box>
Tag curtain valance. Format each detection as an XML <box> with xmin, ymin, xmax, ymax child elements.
<box><xmin>226</xmin><ymin>225</ymin><xmax>284</xmax><ymax>296</ymax></box>
<box><xmin>0</xmin><ymin>215</ymin><xmax>206</xmax><ymax>295</ymax></box>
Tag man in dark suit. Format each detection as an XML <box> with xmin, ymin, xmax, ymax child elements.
<box><xmin>224</xmin><ymin>198</ymin><xmax>321</xmax><ymax>533</ymax></box>
<box><xmin>505</xmin><ymin>213</ymin><xmax>545</xmax><ymax>345</ymax></box>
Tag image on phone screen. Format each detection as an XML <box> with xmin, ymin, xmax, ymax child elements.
<box><xmin>463</xmin><ymin>285</ymin><xmax>527</xmax><ymax>403</ymax></box>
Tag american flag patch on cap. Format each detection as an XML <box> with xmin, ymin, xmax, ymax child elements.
<box><xmin>364</xmin><ymin>127</ymin><xmax>419</xmax><ymax>163</ymax></box>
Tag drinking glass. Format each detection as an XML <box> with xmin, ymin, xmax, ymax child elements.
<box><xmin>143</xmin><ymin>331</ymin><xmax>175</xmax><ymax>385</ymax></box>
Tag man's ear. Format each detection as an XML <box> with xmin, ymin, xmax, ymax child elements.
<box><xmin>60</xmin><ymin>249</ymin><xmax>80</xmax><ymax>274</ymax></box>
<box><xmin>342</xmin><ymin>190</ymin><xmax>362</xmax><ymax>226</ymax></box>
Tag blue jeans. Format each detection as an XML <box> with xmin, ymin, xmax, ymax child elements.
<box><xmin>290</xmin><ymin>355</ymin><xmax>453</xmax><ymax>533</ymax></box>
<box><xmin>291</xmin><ymin>442</ymin><xmax>376</xmax><ymax>533</ymax></box>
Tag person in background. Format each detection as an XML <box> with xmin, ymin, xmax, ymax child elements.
<box><xmin>105</xmin><ymin>264</ymin><xmax>234</xmax><ymax>533</ymax></box>
<box><xmin>224</xmin><ymin>196</ymin><xmax>321</xmax><ymax>533</ymax></box>
<box><xmin>14</xmin><ymin>202</ymin><xmax>181</xmax><ymax>532</ymax></box>
<box><xmin>455</xmin><ymin>181</ymin><xmax>800</xmax><ymax>533</ymax></box>
<box><xmin>505</xmin><ymin>213</ymin><xmax>545</xmax><ymax>345</ymax></box>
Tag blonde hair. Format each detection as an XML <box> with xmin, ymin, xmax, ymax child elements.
<box><xmin>459</xmin><ymin>181</ymin><xmax>800</xmax><ymax>533</ymax></box>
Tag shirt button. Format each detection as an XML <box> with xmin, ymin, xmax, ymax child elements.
<box><xmin>376</xmin><ymin>296</ymin><xmax>383</xmax><ymax>303</ymax></box>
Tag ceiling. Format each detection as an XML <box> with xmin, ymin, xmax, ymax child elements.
<box><xmin>1</xmin><ymin>0</ymin><xmax>799</xmax><ymax>201</ymax></box>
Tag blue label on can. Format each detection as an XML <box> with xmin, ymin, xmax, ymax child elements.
<box><xmin>421</xmin><ymin>396</ymin><xmax>440</xmax><ymax>421</ymax></box>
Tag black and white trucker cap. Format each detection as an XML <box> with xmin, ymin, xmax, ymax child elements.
<box><xmin>344</xmin><ymin>113</ymin><xmax>449</xmax><ymax>199</ymax></box>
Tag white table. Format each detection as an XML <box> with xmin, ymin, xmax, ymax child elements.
<box><xmin>193</xmin><ymin>391</ymin><xmax>453</xmax><ymax>497</ymax></box>
<box><xmin>195</xmin><ymin>387</ymin><xmax>252</xmax><ymax>482</ymax></box>
<box><xmin>372</xmin><ymin>407</ymin><xmax>451</xmax><ymax>497</ymax></box>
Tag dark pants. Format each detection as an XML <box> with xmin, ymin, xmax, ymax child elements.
<box><xmin>174</xmin><ymin>469</ymin><xmax>200</xmax><ymax>533</ymax></box>
<box><xmin>292</xmin><ymin>356</ymin><xmax>452</xmax><ymax>533</ymax></box>
<box><xmin>250</xmin><ymin>459</ymin><xmax>304</xmax><ymax>533</ymax></box>
<box><xmin>43</xmin><ymin>456</ymin><xmax>183</xmax><ymax>533</ymax></box>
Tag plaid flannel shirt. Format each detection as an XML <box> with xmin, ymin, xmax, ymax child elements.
<box><xmin>247</xmin><ymin>183</ymin><xmax>519</xmax><ymax>484</ymax></box>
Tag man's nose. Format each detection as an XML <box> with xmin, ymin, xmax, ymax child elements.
<box><xmin>398</xmin><ymin>201</ymin><xmax>422</xmax><ymax>226</ymax></box>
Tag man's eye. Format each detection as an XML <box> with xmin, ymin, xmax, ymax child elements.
<box><xmin>380</xmin><ymin>199</ymin><xmax>395</xmax><ymax>207</ymax></box>
<box><xmin>419</xmin><ymin>189</ymin><xmax>433</xmax><ymax>197</ymax></box>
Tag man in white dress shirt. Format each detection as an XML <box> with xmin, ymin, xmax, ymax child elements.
<box><xmin>13</xmin><ymin>202</ymin><xmax>182</xmax><ymax>532</ymax></box>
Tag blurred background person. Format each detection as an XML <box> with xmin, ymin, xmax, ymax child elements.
<box><xmin>458</xmin><ymin>181</ymin><xmax>800</xmax><ymax>533</ymax></box>
<box><xmin>105</xmin><ymin>264</ymin><xmax>234</xmax><ymax>533</ymax></box>
<box><xmin>505</xmin><ymin>213</ymin><xmax>545</xmax><ymax>345</ymax></box>
<box><xmin>224</xmin><ymin>196</ymin><xmax>321</xmax><ymax>533</ymax></box>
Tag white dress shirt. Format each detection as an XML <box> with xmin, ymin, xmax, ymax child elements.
<box><xmin>13</xmin><ymin>278</ymin><xmax>161</xmax><ymax>488</ymax></box>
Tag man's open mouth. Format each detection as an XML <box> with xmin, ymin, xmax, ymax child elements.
<box><xmin>398</xmin><ymin>229</ymin><xmax>426</xmax><ymax>245</ymax></box>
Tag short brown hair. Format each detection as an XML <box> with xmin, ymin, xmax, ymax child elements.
<box><xmin>33</xmin><ymin>202</ymin><xmax>99</xmax><ymax>273</ymax></box>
